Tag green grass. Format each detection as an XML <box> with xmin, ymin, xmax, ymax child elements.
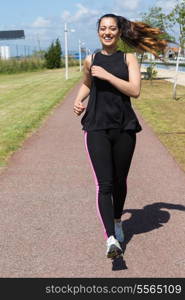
<box><xmin>0</xmin><ymin>57</ymin><xmax>81</xmax><ymax>74</ymax></box>
<box><xmin>132</xmin><ymin>79</ymin><xmax>185</xmax><ymax>172</ymax></box>
<box><xmin>0</xmin><ymin>57</ymin><xmax>45</xmax><ymax>73</ymax></box>
<box><xmin>0</xmin><ymin>66</ymin><xmax>82</xmax><ymax>169</ymax></box>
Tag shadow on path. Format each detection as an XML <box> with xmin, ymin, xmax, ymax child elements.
<box><xmin>112</xmin><ymin>202</ymin><xmax>185</xmax><ymax>271</ymax></box>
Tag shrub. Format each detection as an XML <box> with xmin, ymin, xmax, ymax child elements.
<box><xmin>146</xmin><ymin>62</ymin><xmax>158</xmax><ymax>82</ymax></box>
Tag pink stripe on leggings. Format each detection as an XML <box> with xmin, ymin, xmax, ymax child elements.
<box><xmin>84</xmin><ymin>131</ymin><xmax>108</xmax><ymax>240</ymax></box>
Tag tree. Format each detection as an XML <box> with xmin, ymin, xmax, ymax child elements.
<box><xmin>140</xmin><ymin>6</ymin><xmax>175</xmax><ymax>86</ymax></box>
<box><xmin>140</xmin><ymin>6</ymin><xmax>175</xmax><ymax>65</ymax></box>
<box><xmin>166</xmin><ymin>0</ymin><xmax>185</xmax><ymax>99</ymax></box>
<box><xmin>140</xmin><ymin>6</ymin><xmax>175</xmax><ymax>52</ymax></box>
<box><xmin>55</xmin><ymin>38</ymin><xmax>62</xmax><ymax>68</ymax></box>
<box><xmin>116</xmin><ymin>39</ymin><xmax>135</xmax><ymax>53</ymax></box>
<box><xmin>44</xmin><ymin>38</ymin><xmax>62</xmax><ymax>69</ymax></box>
<box><xmin>166</xmin><ymin>0</ymin><xmax>185</xmax><ymax>55</ymax></box>
<box><xmin>44</xmin><ymin>42</ymin><xmax>55</xmax><ymax>69</ymax></box>
<box><xmin>137</xmin><ymin>7</ymin><xmax>174</xmax><ymax>65</ymax></box>
<box><xmin>116</xmin><ymin>39</ymin><xmax>141</xmax><ymax>64</ymax></box>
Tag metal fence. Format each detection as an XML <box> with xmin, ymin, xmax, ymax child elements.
<box><xmin>0</xmin><ymin>42</ymin><xmax>89</xmax><ymax>60</ymax></box>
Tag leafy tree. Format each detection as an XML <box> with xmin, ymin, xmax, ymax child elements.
<box><xmin>116</xmin><ymin>39</ymin><xmax>135</xmax><ymax>53</ymax></box>
<box><xmin>166</xmin><ymin>0</ymin><xmax>185</xmax><ymax>54</ymax></box>
<box><xmin>140</xmin><ymin>6</ymin><xmax>174</xmax><ymax>42</ymax></box>
<box><xmin>116</xmin><ymin>39</ymin><xmax>141</xmax><ymax>64</ymax></box>
<box><xmin>140</xmin><ymin>6</ymin><xmax>175</xmax><ymax>60</ymax></box>
<box><xmin>166</xmin><ymin>0</ymin><xmax>185</xmax><ymax>99</ymax></box>
<box><xmin>55</xmin><ymin>38</ymin><xmax>62</xmax><ymax>67</ymax></box>
<box><xmin>44</xmin><ymin>38</ymin><xmax>62</xmax><ymax>69</ymax></box>
<box><xmin>140</xmin><ymin>6</ymin><xmax>174</xmax><ymax>83</ymax></box>
<box><xmin>140</xmin><ymin>6</ymin><xmax>175</xmax><ymax>65</ymax></box>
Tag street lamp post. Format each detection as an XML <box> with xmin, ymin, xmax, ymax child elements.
<box><xmin>173</xmin><ymin>45</ymin><xmax>181</xmax><ymax>100</ymax></box>
<box><xmin>64</xmin><ymin>24</ymin><xmax>75</xmax><ymax>80</ymax></box>
<box><xmin>79</xmin><ymin>40</ymin><xmax>85</xmax><ymax>72</ymax></box>
<box><xmin>79</xmin><ymin>39</ymin><xmax>82</xmax><ymax>72</ymax></box>
<box><xmin>64</xmin><ymin>23</ymin><xmax>68</xmax><ymax>80</ymax></box>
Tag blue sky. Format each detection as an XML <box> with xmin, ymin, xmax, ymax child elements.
<box><xmin>0</xmin><ymin>0</ymin><xmax>180</xmax><ymax>56</ymax></box>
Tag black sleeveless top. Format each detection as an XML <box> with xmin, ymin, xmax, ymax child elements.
<box><xmin>81</xmin><ymin>50</ymin><xmax>142</xmax><ymax>133</ymax></box>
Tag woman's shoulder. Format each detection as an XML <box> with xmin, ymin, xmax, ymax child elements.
<box><xmin>124</xmin><ymin>52</ymin><xmax>139</xmax><ymax>66</ymax></box>
<box><xmin>83</xmin><ymin>55</ymin><xmax>93</xmax><ymax>72</ymax></box>
<box><xmin>84</xmin><ymin>54</ymin><xmax>92</xmax><ymax>65</ymax></box>
<box><xmin>84</xmin><ymin>53</ymin><xmax>97</xmax><ymax>65</ymax></box>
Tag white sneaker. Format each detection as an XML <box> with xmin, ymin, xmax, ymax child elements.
<box><xmin>106</xmin><ymin>235</ymin><xmax>123</xmax><ymax>259</ymax></box>
<box><xmin>114</xmin><ymin>221</ymin><xmax>124</xmax><ymax>242</ymax></box>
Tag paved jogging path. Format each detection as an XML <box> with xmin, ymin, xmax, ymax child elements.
<box><xmin>0</xmin><ymin>81</ymin><xmax>185</xmax><ymax>278</ymax></box>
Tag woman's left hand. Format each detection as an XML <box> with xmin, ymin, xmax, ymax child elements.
<box><xmin>91</xmin><ymin>65</ymin><xmax>110</xmax><ymax>81</ymax></box>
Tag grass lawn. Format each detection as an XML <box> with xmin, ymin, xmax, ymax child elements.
<box><xmin>132</xmin><ymin>79</ymin><xmax>185</xmax><ymax>172</ymax></box>
<box><xmin>0</xmin><ymin>66</ymin><xmax>82</xmax><ymax>169</ymax></box>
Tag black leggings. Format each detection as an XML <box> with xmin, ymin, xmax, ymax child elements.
<box><xmin>84</xmin><ymin>128</ymin><xmax>136</xmax><ymax>239</ymax></box>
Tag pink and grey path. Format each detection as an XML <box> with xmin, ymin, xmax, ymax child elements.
<box><xmin>0</xmin><ymin>81</ymin><xmax>185</xmax><ymax>278</ymax></box>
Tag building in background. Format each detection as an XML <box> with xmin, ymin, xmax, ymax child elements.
<box><xmin>0</xmin><ymin>30</ymin><xmax>25</xmax><ymax>59</ymax></box>
<box><xmin>145</xmin><ymin>52</ymin><xmax>155</xmax><ymax>60</ymax></box>
<box><xmin>164</xmin><ymin>47</ymin><xmax>179</xmax><ymax>59</ymax></box>
<box><xmin>0</xmin><ymin>46</ymin><xmax>10</xmax><ymax>59</ymax></box>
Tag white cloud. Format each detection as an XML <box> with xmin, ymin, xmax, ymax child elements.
<box><xmin>74</xmin><ymin>3</ymin><xmax>89</xmax><ymax>21</ymax></box>
<box><xmin>61</xmin><ymin>3</ymin><xmax>99</xmax><ymax>23</ymax></box>
<box><xmin>115</xmin><ymin>0</ymin><xmax>141</xmax><ymax>10</ymax></box>
<box><xmin>31</xmin><ymin>17</ymin><xmax>51</xmax><ymax>28</ymax></box>
<box><xmin>61</xmin><ymin>10</ymin><xmax>71</xmax><ymax>21</ymax></box>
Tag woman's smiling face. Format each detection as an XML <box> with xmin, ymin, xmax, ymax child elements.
<box><xmin>98</xmin><ymin>17</ymin><xmax>121</xmax><ymax>48</ymax></box>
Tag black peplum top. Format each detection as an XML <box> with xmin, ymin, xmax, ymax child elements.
<box><xmin>81</xmin><ymin>50</ymin><xmax>142</xmax><ymax>133</ymax></box>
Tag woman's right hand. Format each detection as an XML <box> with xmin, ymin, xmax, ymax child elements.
<box><xmin>73</xmin><ymin>100</ymin><xmax>86</xmax><ymax>116</ymax></box>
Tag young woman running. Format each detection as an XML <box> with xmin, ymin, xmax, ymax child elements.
<box><xmin>73</xmin><ymin>14</ymin><xmax>168</xmax><ymax>259</ymax></box>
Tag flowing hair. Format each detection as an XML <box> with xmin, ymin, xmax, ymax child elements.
<box><xmin>97</xmin><ymin>14</ymin><xmax>171</xmax><ymax>60</ymax></box>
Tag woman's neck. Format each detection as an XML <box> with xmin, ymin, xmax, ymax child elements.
<box><xmin>101</xmin><ymin>46</ymin><xmax>117</xmax><ymax>56</ymax></box>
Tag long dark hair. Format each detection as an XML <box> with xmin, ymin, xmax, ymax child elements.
<box><xmin>97</xmin><ymin>14</ymin><xmax>170</xmax><ymax>59</ymax></box>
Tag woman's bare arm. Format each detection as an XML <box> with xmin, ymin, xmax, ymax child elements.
<box><xmin>73</xmin><ymin>55</ymin><xmax>92</xmax><ymax>116</ymax></box>
<box><xmin>107</xmin><ymin>53</ymin><xmax>141</xmax><ymax>98</ymax></box>
<box><xmin>91</xmin><ymin>53</ymin><xmax>141</xmax><ymax>98</ymax></box>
